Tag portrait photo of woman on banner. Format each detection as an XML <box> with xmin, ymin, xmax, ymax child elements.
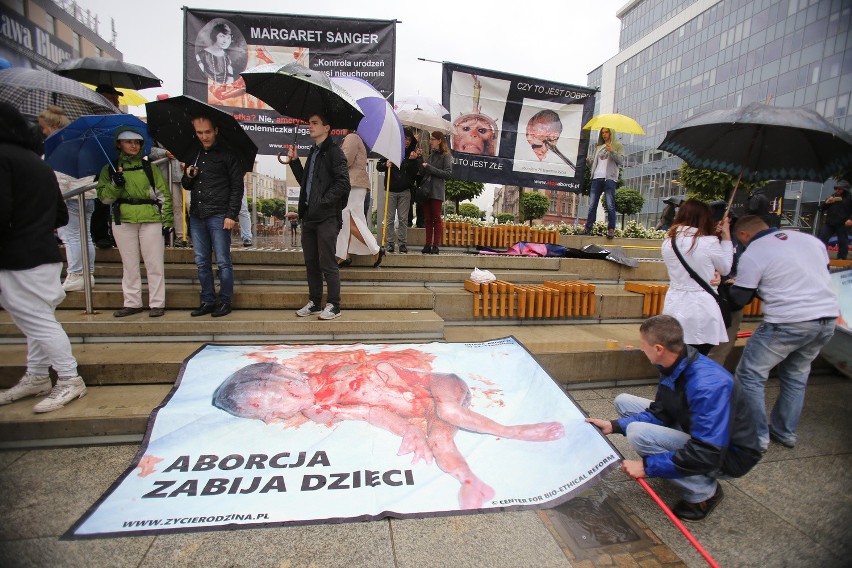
<box><xmin>193</xmin><ymin>18</ymin><xmax>249</xmax><ymax>104</ymax></box>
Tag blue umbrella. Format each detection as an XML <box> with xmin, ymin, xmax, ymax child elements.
<box><xmin>44</xmin><ymin>114</ymin><xmax>151</xmax><ymax>178</ymax></box>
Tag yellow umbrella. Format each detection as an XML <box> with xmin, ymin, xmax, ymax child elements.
<box><xmin>81</xmin><ymin>83</ymin><xmax>148</xmax><ymax>106</ymax></box>
<box><xmin>583</xmin><ymin>113</ymin><xmax>645</xmax><ymax>135</ymax></box>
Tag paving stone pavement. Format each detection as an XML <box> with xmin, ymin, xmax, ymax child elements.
<box><xmin>0</xmin><ymin>374</ymin><xmax>849</xmax><ymax>568</ymax></box>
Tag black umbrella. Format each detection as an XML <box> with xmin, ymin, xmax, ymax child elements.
<box><xmin>0</xmin><ymin>67</ymin><xmax>117</xmax><ymax>119</ymax></box>
<box><xmin>659</xmin><ymin>102</ymin><xmax>852</xmax><ymax>211</ymax></box>
<box><xmin>240</xmin><ymin>63</ymin><xmax>364</xmax><ymax>130</ymax></box>
<box><xmin>54</xmin><ymin>57</ymin><xmax>162</xmax><ymax>90</ymax></box>
<box><xmin>145</xmin><ymin>95</ymin><xmax>257</xmax><ymax>173</ymax></box>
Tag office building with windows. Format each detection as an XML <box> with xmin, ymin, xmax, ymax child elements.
<box><xmin>587</xmin><ymin>0</ymin><xmax>851</xmax><ymax>230</ymax></box>
<box><xmin>1</xmin><ymin>0</ymin><xmax>120</xmax><ymax>70</ymax></box>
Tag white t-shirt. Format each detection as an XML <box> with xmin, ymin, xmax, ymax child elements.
<box><xmin>735</xmin><ymin>229</ymin><xmax>838</xmax><ymax>323</ymax></box>
<box><xmin>593</xmin><ymin>154</ymin><xmax>609</xmax><ymax>179</ymax></box>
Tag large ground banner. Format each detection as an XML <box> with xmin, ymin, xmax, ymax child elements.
<box><xmin>67</xmin><ymin>338</ymin><xmax>620</xmax><ymax>538</ymax></box>
<box><xmin>183</xmin><ymin>8</ymin><xmax>395</xmax><ymax>156</ymax></box>
<box><xmin>442</xmin><ymin>63</ymin><xmax>596</xmax><ymax>191</ymax></box>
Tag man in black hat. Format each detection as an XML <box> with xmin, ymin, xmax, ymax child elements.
<box><xmin>818</xmin><ymin>179</ymin><xmax>852</xmax><ymax>260</ymax></box>
<box><xmin>95</xmin><ymin>84</ymin><xmax>122</xmax><ymax>107</ymax></box>
<box><xmin>655</xmin><ymin>196</ymin><xmax>682</xmax><ymax>230</ymax></box>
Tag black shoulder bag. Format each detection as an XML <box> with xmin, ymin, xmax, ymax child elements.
<box><xmin>671</xmin><ymin>238</ymin><xmax>733</xmax><ymax>327</ymax></box>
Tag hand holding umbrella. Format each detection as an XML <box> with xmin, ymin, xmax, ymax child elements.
<box><xmin>44</xmin><ymin>114</ymin><xmax>151</xmax><ymax>178</ymax></box>
<box><xmin>241</xmin><ymin>63</ymin><xmax>364</xmax><ymax>164</ymax></box>
<box><xmin>659</xmin><ymin>102</ymin><xmax>852</xmax><ymax>217</ymax></box>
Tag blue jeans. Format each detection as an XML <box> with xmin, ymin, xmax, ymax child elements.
<box><xmin>615</xmin><ymin>394</ymin><xmax>718</xmax><ymax>503</ymax></box>
<box><xmin>58</xmin><ymin>198</ymin><xmax>95</xmax><ymax>274</ymax></box>
<box><xmin>190</xmin><ymin>214</ymin><xmax>233</xmax><ymax>304</ymax></box>
<box><xmin>735</xmin><ymin>319</ymin><xmax>835</xmax><ymax>449</ymax></box>
<box><xmin>586</xmin><ymin>178</ymin><xmax>617</xmax><ymax>231</ymax></box>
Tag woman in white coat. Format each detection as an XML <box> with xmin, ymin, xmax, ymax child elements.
<box><xmin>335</xmin><ymin>130</ymin><xmax>384</xmax><ymax>268</ymax></box>
<box><xmin>661</xmin><ymin>199</ymin><xmax>733</xmax><ymax>354</ymax></box>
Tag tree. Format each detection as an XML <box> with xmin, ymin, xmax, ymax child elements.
<box><xmin>494</xmin><ymin>212</ymin><xmax>515</xmax><ymax>224</ymax></box>
<box><xmin>458</xmin><ymin>203</ymin><xmax>483</xmax><ymax>220</ymax></box>
<box><xmin>446</xmin><ymin>179</ymin><xmax>484</xmax><ymax>211</ymax></box>
<box><xmin>520</xmin><ymin>191</ymin><xmax>549</xmax><ymax>226</ymax></box>
<box><xmin>615</xmin><ymin>187</ymin><xmax>644</xmax><ymax>229</ymax></box>
<box><xmin>679</xmin><ymin>163</ymin><xmax>755</xmax><ymax>202</ymax></box>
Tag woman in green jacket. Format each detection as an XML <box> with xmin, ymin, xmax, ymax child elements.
<box><xmin>97</xmin><ymin>126</ymin><xmax>173</xmax><ymax>317</ymax></box>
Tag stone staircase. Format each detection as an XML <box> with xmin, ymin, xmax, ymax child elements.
<box><xmin>0</xmin><ymin>233</ymin><xmax>755</xmax><ymax>446</ymax></box>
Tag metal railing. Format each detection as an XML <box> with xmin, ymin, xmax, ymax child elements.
<box><xmin>61</xmin><ymin>157</ymin><xmax>169</xmax><ymax>314</ymax></box>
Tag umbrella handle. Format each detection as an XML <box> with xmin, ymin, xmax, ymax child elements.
<box><xmin>277</xmin><ymin>151</ymin><xmax>291</xmax><ymax>165</ymax></box>
<box><xmin>95</xmin><ymin>139</ymin><xmax>118</xmax><ymax>173</ymax></box>
<box><xmin>380</xmin><ymin>167</ymin><xmax>391</xmax><ymax>246</ymax></box>
<box><xmin>724</xmin><ymin>127</ymin><xmax>760</xmax><ymax>220</ymax></box>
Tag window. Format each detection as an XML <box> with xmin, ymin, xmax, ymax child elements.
<box><xmin>72</xmin><ymin>32</ymin><xmax>81</xmax><ymax>57</ymax></box>
<box><xmin>45</xmin><ymin>14</ymin><xmax>55</xmax><ymax>35</ymax></box>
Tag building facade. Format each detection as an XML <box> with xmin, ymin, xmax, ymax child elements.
<box><xmin>1</xmin><ymin>0</ymin><xmax>120</xmax><ymax>69</ymax></box>
<box><xmin>586</xmin><ymin>0</ymin><xmax>851</xmax><ymax>231</ymax></box>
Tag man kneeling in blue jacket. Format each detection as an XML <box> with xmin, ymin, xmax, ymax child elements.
<box><xmin>587</xmin><ymin>315</ymin><xmax>762</xmax><ymax>522</ymax></box>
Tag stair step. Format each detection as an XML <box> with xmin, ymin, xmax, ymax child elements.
<box><xmin>0</xmin><ymin>384</ymin><xmax>170</xmax><ymax>442</ymax></box>
<box><xmin>57</xmin><ymin>284</ymin><xmax>440</xmax><ymax>310</ymax></box>
<box><xmin>0</xmin><ymin>309</ymin><xmax>446</xmax><ymax>343</ymax></box>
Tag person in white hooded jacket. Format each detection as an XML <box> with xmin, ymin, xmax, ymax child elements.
<box><xmin>661</xmin><ymin>199</ymin><xmax>733</xmax><ymax>354</ymax></box>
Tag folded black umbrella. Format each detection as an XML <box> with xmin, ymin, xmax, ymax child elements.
<box><xmin>144</xmin><ymin>95</ymin><xmax>257</xmax><ymax>173</ymax></box>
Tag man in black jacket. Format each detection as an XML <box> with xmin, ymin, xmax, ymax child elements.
<box><xmin>181</xmin><ymin>115</ymin><xmax>244</xmax><ymax>318</ymax></box>
<box><xmin>818</xmin><ymin>179</ymin><xmax>852</xmax><ymax>260</ymax></box>
<box><xmin>377</xmin><ymin>128</ymin><xmax>421</xmax><ymax>253</ymax></box>
<box><xmin>0</xmin><ymin>103</ymin><xmax>87</xmax><ymax>413</ymax></box>
<box><xmin>286</xmin><ymin>113</ymin><xmax>350</xmax><ymax>320</ymax></box>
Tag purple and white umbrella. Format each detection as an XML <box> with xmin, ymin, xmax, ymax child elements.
<box><xmin>330</xmin><ymin>76</ymin><xmax>404</xmax><ymax>164</ymax></box>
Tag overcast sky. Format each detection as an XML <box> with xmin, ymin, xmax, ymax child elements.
<box><xmin>76</xmin><ymin>0</ymin><xmax>624</xmax><ymax>179</ymax></box>
<box><xmin>81</xmin><ymin>0</ymin><xmax>623</xmax><ymax>102</ymax></box>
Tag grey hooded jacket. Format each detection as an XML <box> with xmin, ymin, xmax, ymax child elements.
<box><xmin>586</xmin><ymin>129</ymin><xmax>624</xmax><ymax>182</ymax></box>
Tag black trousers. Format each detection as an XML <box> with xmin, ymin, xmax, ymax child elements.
<box><xmin>301</xmin><ymin>217</ymin><xmax>341</xmax><ymax>307</ymax></box>
<box><xmin>819</xmin><ymin>223</ymin><xmax>849</xmax><ymax>260</ymax></box>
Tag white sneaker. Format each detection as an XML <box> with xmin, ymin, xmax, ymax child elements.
<box><xmin>0</xmin><ymin>373</ymin><xmax>52</xmax><ymax>405</ymax></box>
<box><xmin>32</xmin><ymin>376</ymin><xmax>87</xmax><ymax>413</ymax></box>
<box><xmin>296</xmin><ymin>301</ymin><xmax>322</xmax><ymax>317</ymax></box>
<box><xmin>318</xmin><ymin>303</ymin><xmax>341</xmax><ymax>320</ymax></box>
<box><xmin>62</xmin><ymin>272</ymin><xmax>85</xmax><ymax>292</ymax></box>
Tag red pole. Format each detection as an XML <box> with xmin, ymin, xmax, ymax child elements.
<box><xmin>636</xmin><ymin>478</ymin><xmax>721</xmax><ymax>568</ymax></box>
